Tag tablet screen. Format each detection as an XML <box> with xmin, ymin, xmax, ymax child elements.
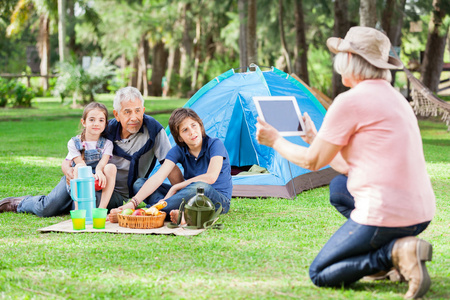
<box><xmin>253</xmin><ymin>96</ymin><xmax>305</xmax><ymax>136</ymax></box>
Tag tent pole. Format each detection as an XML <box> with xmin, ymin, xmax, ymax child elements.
<box><xmin>287</xmin><ymin>161</ymin><xmax>296</xmax><ymax>199</ymax></box>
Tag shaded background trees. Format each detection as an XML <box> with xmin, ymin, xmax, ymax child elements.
<box><xmin>1</xmin><ymin>0</ymin><xmax>449</xmax><ymax>102</ymax></box>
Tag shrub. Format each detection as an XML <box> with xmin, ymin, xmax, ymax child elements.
<box><xmin>0</xmin><ymin>78</ymin><xmax>35</xmax><ymax>108</ymax></box>
<box><xmin>0</xmin><ymin>78</ymin><xmax>13</xmax><ymax>107</ymax></box>
<box><xmin>107</xmin><ymin>67</ymin><xmax>132</xmax><ymax>94</ymax></box>
<box><xmin>53</xmin><ymin>60</ymin><xmax>116</xmax><ymax>105</ymax></box>
<box><xmin>29</xmin><ymin>77</ymin><xmax>55</xmax><ymax>97</ymax></box>
<box><xmin>12</xmin><ymin>82</ymin><xmax>35</xmax><ymax>107</ymax></box>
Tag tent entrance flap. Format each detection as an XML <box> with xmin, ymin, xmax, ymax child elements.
<box><xmin>224</xmin><ymin>96</ymin><xmax>257</xmax><ymax>167</ymax></box>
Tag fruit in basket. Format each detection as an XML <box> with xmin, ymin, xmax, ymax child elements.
<box><xmin>132</xmin><ymin>208</ymin><xmax>146</xmax><ymax>216</ymax></box>
<box><xmin>122</xmin><ymin>208</ymin><xmax>134</xmax><ymax>215</ymax></box>
<box><xmin>153</xmin><ymin>201</ymin><xmax>167</xmax><ymax>210</ymax></box>
<box><xmin>145</xmin><ymin>206</ymin><xmax>159</xmax><ymax>216</ymax></box>
<box><xmin>145</xmin><ymin>201</ymin><xmax>167</xmax><ymax>215</ymax></box>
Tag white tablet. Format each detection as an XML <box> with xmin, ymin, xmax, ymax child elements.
<box><xmin>253</xmin><ymin>96</ymin><xmax>306</xmax><ymax>136</ymax></box>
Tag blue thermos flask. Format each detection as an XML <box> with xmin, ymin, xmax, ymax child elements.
<box><xmin>70</xmin><ymin>166</ymin><xmax>96</xmax><ymax>224</ymax></box>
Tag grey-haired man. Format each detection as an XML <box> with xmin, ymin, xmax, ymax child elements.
<box><xmin>0</xmin><ymin>87</ymin><xmax>182</xmax><ymax>216</ymax></box>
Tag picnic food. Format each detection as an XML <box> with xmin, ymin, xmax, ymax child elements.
<box><xmin>132</xmin><ymin>208</ymin><xmax>146</xmax><ymax>216</ymax></box>
<box><xmin>153</xmin><ymin>201</ymin><xmax>167</xmax><ymax>210</ymax></box>
<box><xmin>121</xmin><ymin>208</ymin><xmax>134</xmax><ymax>215</ymax></box>
<box><xmin>94</xmin><ymin>179</ymin><xmax>103</xmax><ymax>191</ymax></box>
<box><xmin>145</xmin><ymin>201</ymin><xmax>167</xmax><ymax>216</ymax></box>
<box><xmin>118</xmin><ymin>211</ymin><xmax>166</xmax><ymax>229</ymax></box>
<box><xmin>145</xmin><ymin>207</ymin><xmax>159</xmax><ymax>216</ymax></box>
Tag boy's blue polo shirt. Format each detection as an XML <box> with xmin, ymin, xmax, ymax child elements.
<box><xmin>165</xmin><ymin>135</ymin><xmax>232</xmax><ymax>199</ymax></box>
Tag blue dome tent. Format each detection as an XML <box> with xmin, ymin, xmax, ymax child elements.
<box><xmin>166</xmin><ymin>65</ymin><xmax>338</xmax><ymax>198</ymax></box>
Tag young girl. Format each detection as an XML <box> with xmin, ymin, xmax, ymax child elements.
<box><xmin>110</xmin><ymin>108</ymin><xmax>231</xmax><ymax>223</ymax></box>
<box><xmin>66</xmin><ymin>102</ymin><xmax>117</xmax><ymax>209</ymax></box>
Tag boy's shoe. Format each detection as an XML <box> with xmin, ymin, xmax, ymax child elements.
<box><xmin>0</xmin><ymin>196</ymin><xmax>27</xmax><ymax>213</ymax></box>
<box><xmin>392</xmin><ymin>237</ymin><xmax>433</xmax><ymax>299</ymax></box>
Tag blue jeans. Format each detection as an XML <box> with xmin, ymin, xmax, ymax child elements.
<box><xmin>329</xmin><ymin>174</ymin><xmax>354</xmax><ymax>218</ymax></box>
<box><xmin>17</xmin><ymin>176</ymin><xmax>126</xmax><ymax>217</ymax></box>
<box><xmin>133</xmin><ymin>178</ymin><xmax>230</xmax><ymax>215</ymax></box>
<box><xmin>309</xmin><ymin>174</ymin><xmax>430</xmax><ymax>287</ymax></box>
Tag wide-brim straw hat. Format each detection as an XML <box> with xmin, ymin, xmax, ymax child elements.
<box><xmin>326</xmin><ymin>26</ymin><xmax>402</xmax><ymax>69</ymax></box>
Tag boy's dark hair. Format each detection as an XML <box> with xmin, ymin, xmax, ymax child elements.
<box><xmin>80</xmin><ymin>102</ymin><xmax>109</xmax><ymax>141</ymax></box>
<box><xmin>169</xmin><ymin>108</ymin><xmax>206</xmax><ymax>147</ymax></box>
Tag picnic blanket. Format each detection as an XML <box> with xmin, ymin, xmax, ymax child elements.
<box><xmin>38</xmin><ymin>220</ymin><xmax>205</xmax><ymax>236</ymax></box>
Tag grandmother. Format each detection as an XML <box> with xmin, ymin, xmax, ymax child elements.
<box><xmin>256</xmin><ymin>26</ymin><xmax>435</xmax><ymax>299</ymax></box>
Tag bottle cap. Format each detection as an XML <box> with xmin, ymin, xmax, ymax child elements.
<box><xmin>197</xmin><ymin>187</ymin><xmax>205</xmax><ymax>194</ymax></box>
<box><xmin>78</xmin><ymin>166</ymin><xmax>93</xmax><ymax>178</ymax></box>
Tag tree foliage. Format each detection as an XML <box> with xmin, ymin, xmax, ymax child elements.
<box><xmin>1</xmin><ymin>0</ymin><xmax>449</xmax><ymax>100</ymax></box>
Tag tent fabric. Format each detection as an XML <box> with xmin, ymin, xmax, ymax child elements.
<box><xmin>164</xmin><ymin>65</ymin><xmax>338</xmax><ymax>198</ymax></box>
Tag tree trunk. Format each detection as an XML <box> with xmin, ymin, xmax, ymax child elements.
<box><xmin>200</xmin><ymin>10</ymin><xmax>216</xmax><ymax>86</ymax></box>
<box><xmin>67</xmin><ymin>0</ymin><xmax>80</xmax><ymax>56</ymax></box>
<box><xmin>136</xmin><ymin>54</ymin><xmax>142</xmax><ymax>92</ymax></box>
<box><xmin>38</xmin><ymin>13</ymin><xmax>50</xmax><ymax>91</ymax></box>
<box><xmin>382</xmin><ymin>0</ymin><xmax>406</xmax><ymax>84</ymax></box>
<box><xmin>359</xmin><ymin>0</ymin><xmax>377</xmax><ymax>27</ymax></box>
<box><xmin>293</xmin><ymin>0</ymin><xmax>309</xmax><ymax>84</ymax></box>
<box><xmin>238</xmin><ymin>0</ymin><xmax>248</xmax><ymax>71</ymax></box>
<box><xmin>331</xmin><ymin>0</ymin><xmax>350</xmax><ymax>98</ymax></box>
<box><xmin>247</xmin><ymin>0</ymin><xmax>257</xmax><ymax>65</ymax></box>
<box><xmin>382</xmin><ymin>0</ymin><xmax>406</xmax><ymax>46</ymax></box>
<box><xmin>191</xmin><ymin>15</ymin><xmax>202</xmax><ymax>91</ymax></box>
<box><xmin>150</xmin><ymin>41</ymin><xmax>169</xmax><ymax>96</ymax></box>
<box><xmin>179</xmin><ymin>2</ymin><xmax>193</xmax><ymax>92</ymax></box>
<box><xmin>421</xmin><ymin>0</ymin><xmax>448</xmax><ymax>93</ymax></box>
<box><xmin>138</xmin><ymin>33</ymin><xmax>149</xmax><ymax>97</ymax></box>
<box><xmin>279</xmin><ymin>0</ymin><xmax>292</xmax><ymax>74</ymax></box>
<box><xmin>129</xmin><ymin>56</ymin><xmax>138</xmax><ymax>87</ymax></box>
<box><xmin>201</xmin><ymin>34</ymin><xmax>216</xmax><ymax>83</ymax></box>
<box><xmin>58</xmin><ymin>0</ymin><xmax>67</xmax><ymax>62</ymax></box>
<box><xmin>166</xmin><ymin>47</ymin><xmax>181</xmax><ymax>96</ymax></box>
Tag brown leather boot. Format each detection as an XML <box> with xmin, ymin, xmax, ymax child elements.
<box><xmin>0</xmin><ymin>196</ymin><xmax>28</xmax><ymax>213</ymax></box>
<box><xmin>392</xmin><ymin>237</ymin><xmax>433</xmax><ymax>299</ymax></box>
<box><xmin>362</xmin><ymin>268</ymin><xmax>404</xmax><ymax>282</ymax></box>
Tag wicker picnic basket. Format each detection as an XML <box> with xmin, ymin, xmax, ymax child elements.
<box><xmin>118</xmin><ymin>212</ymin><xmax>166</xmax><ymax>229</ymax></box>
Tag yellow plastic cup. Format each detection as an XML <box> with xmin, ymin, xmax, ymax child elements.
<box><xmin>92</xmin><ymin>208</ymin><xmax>108</xmax><ymax>229</ymax></box>
<box><xmin>70</xmin><ymin>209</ymin><xmax>86</xmax><ymax>230</ymax></box>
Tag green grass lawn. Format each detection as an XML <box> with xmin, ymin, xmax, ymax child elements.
<box><xmin>0</xmin><ymin>97</ymin><xmax>449</xmax><ymax>299</ymax></box>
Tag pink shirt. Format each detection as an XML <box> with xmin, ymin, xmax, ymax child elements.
<box><xmin>318</xmin><ymin>80</ymin><xmax>435</xmax><ymax>227</ymax></box>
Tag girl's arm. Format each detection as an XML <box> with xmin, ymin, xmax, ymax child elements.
<box><xmin>94</xmin><ymin>154</ymin><xmax>111</xmax><ymax>188</ymax></box>
<box><xmin>71</xmin><ymin>156</ymin><xmax>86</xmax><ymax>183</ymax></box>
<box><xmin>163</xmin><ymin>155</ymin><xmax>223</xmax><ymax>199</ymax></box>
<box><xmin>73</xmin><ymin>156</ymin><xmax>85</xmax><ymax>165</ymax></box>
<box><xmin>95</xmin><ymin>154</ymin><xmax>110</xmax><ymax>174</ymax></box>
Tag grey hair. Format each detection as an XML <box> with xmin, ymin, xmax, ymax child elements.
<box><xmin>113</xmin><ymin>87</ymin><xmax>145</xmax><ymax>111</ymax></box>
<box><xmin>333</xmin><ymin>52</ymin><xmax>392</xmax><ymax>82</ymax></box>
